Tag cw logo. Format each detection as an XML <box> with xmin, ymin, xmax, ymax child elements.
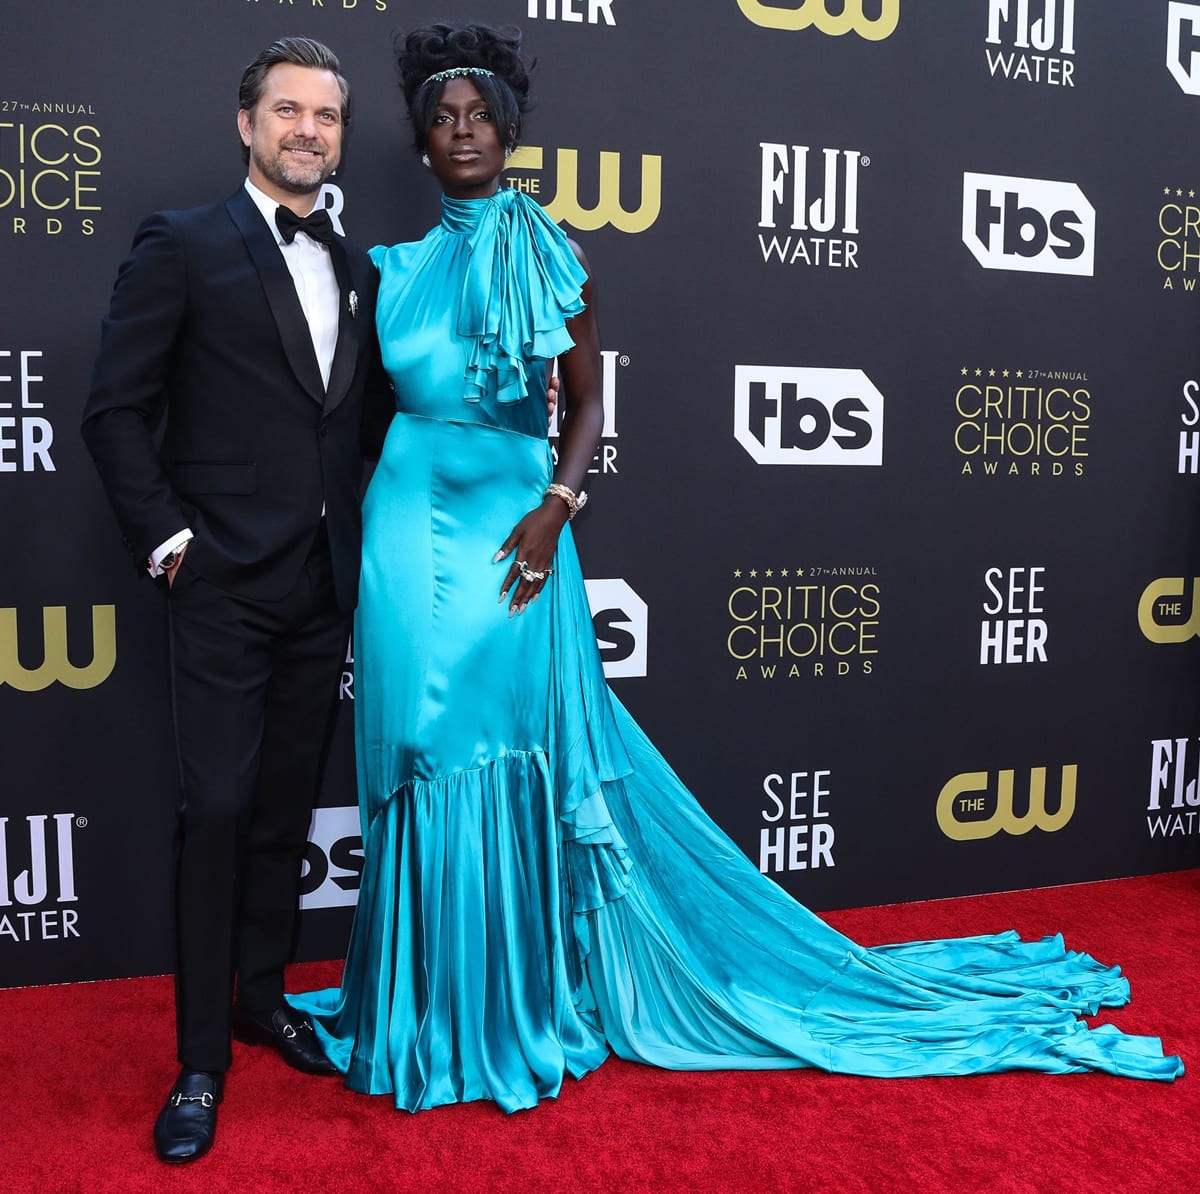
<box><xmin>936</xmin><ymin>766</ymin><xmax>1077</xmax><ymax>841</ymax></box>
<box><xmin>737</xmin><ymin>0</ymin><xmax>899</xmax><ymax>40</ymax></box>
<box><xmin>0</xmin><ymin>606</ymin><xmax>116</xmax><ymax>691</ymax></box>
<box><xmin>1138</xmin><ymin>578</ymin><xmax>1200</xmax><ymax>643</ymax></box>
<box><xmin>507</xmin><ymin>146</ymin><xmax>662</xmax><ymax>233</ymax></box>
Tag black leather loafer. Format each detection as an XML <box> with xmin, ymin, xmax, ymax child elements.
<box><xmin>153</xmin><ymin>1068</ymin><xmax>223</xmax><ymax>1164</ymax></box>
<box><xmin>233</xmin><ymin>1005</ymin><xmax>338</xmax><ymax>1075</ymax></box>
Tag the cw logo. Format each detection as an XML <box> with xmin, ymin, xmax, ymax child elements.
<box><xmin>936</xmin><ymin>766</ymin><xmax>1077</xmax><ymax>841</ymax></box>
<box><xmin>507</xmin><ymin>146</ymin><xmax>661</xmax><ymax>233</ymax></box>
<box><xmin>0</xmin><ymin>606</ymin><xmax>116</xmax><ymax>691</ymax></box>
<box><xmin>1138</xmin><ymin>578</ymin><xmax>1200</xmax><ymax>643</ymax></box>
<box><xmin>737</xmin><ymin>0</ymin><xmax>899</xmax><ymax>40</ymax></box>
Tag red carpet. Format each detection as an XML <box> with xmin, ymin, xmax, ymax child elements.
<box><xmin>3</xmin><ymin>871</ymin><xmax>1196</xmax><ymax>1192</ymax></box>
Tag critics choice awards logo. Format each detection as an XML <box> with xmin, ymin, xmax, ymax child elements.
<box><xmin>526</xmin><ymin>0</ymin><xmax>617</xmax><ymax>23</ymax></box>
<box><xmin>737</xmin><ymin>0</ymin><xmax>899</xmax><ymax>40</ymax></box>
<box><xmin>506</xmin><ymin>146</ymin><xmax>661</xmax><ymax>234</ymax></box>
<box><xmin>0</xmin><ymin>104</ymin><xmax>101</xmax><ymax>237</ymax></box>
<box><xmin>1148</xmin><ymin>738</ymin><xmax>1200</xmax><ymax>840</ymax></box>
<box><xmin>1157</xmin><ymin>185</ymin><xmax>1200</xmax><ymax>291</ymax></box>
<box><xmin>726</xmin><ymin>567</ymin><xmax>879</xmax><ymax>681</ymax></box>
<box><xmin>757</xmin><ymin>769</ymin><xmax>838</xmax><ymax>876</ymax></box>
<box><xmin>984</xmin><ymin>0</ymin><xmax>1077</xmax><ymax>87</ymax></box>
<box><xmin>757</xmin><ymin>143</ymin><xmax>866</xmax><ymax>269</ymax></box>
<box><xmin>953</xmin><ymin>365</ymin><xmax>1090</xmax><ymax>478</ymax></box>
<box><xmin>979</xmin><ymin>566</ymin><xmax>1049</xmax><ymax>665</ymax></box>
<box><xmin>962</xmin><ymin>173</ymin><xmax>1094</xmax><ymax>276</ymax></box>
<box><xmin>735</xmin><ymin>366</ymin><xmax>883</xmax><ymax>466</ymax></box>
<box><xmin>1</xmin><ymin>349</ymin><xmax>53</xmax><ymax>473</ymax></box>
<box><xmin>240</xmin><ymin>1</ymin><xmax>390</xmax><ymax>11</ymax></box>
<box><xmin>937</xmin><ymin>765</ymin><xmax>1077</xmax><ymax>841</ymax></box>
<box><xmin>0</xmin><ymin>812</ymin><xmax>82</xmax><ymax>943</ymax></box>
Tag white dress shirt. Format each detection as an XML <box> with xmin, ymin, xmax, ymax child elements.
<box><xmin>242</xmin><ymin>177</ymin><xmax>339</xmax><ymax>389</ymax></box>
<box><xmin>148</xmin><ymin>179</ymin><xmax>339</xmax><ymax>574</ymax></box>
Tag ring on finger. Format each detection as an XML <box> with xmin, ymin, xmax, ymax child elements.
<box><xmin>518</xmin><ymin>561</ymin><xmax>553</xmax><ymax>583</ymax></box>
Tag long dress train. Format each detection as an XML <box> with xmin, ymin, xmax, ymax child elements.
<box><xmin>290</xmin><ymin>189</ymin><xmax>1183</xmax><ymax>1112</ymax></box>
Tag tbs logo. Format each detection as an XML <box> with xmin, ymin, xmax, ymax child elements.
<box><xmin>299</xmin><ymin>806</ymin><xmax>362</xmax><ymax>910</ymax></box>
<box><xmin>585</xmin><ymin>579</ymin><xmax>648</xmax><ymax>678</ymax></box>
<box><xmin>734</xmin><ymin>365</ymin><xmax>883</xmax><ymax>466</ymax></box>
<box><xmin>962</xmin><ymin>172</ymin><xmax>1094</xmax><ymax>276</ymax></box>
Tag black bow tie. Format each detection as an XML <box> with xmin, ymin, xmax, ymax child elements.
<box><xmin>275</xmin><ymin>205</ymin><xmax>335</xmax><ymax>246</ymax></box>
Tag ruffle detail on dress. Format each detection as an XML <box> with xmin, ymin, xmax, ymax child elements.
<box><xmin>579</xmin><ymin>702</ymin><xmax>1184</xmax><ymax>1082</ymax></box>
<box><xmin>291</xmin><ymin>750</ymin><xmax>610</xmax><ymax>1113</ymax></box>
<box><xmin>548</xmin><ymin>527</ymin><xmax>635</xmax><ymax>918</ymax></box>
<box><xmin>441</xmin><ymin>189</ymin><xmax>587</xmax><ymax>404</ymax></box>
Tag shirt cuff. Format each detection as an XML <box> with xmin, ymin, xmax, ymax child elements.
<box><xmin>148</xmin><ymin>529</ymin><xmax>193</xmax><ymax>577</ymax></box>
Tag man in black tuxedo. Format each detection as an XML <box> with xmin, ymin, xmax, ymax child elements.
<box><xmin>81</xmin><ymin>37</ymin><xmax>390</xmax><ymax>1163</ymax></box>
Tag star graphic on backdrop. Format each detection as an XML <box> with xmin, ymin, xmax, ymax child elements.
<box><xmin>974</xmin><ymin>368</ymin><xmax>983</xmax><ymax>377</ymax></box>
<box><xmin>795</xmin><ymin>567</ymin><xmax>805</xmax><ymax>577</ymax></box>
<box><xmin>1165</xmin><ymin>186</ymin><xmax>1173</xmax><ymax>195</ymax></box>
<box><xmin>765</xmin><ymin>569</ymin><xmax>774</xmax><ymax>577</ymax></box>
<box><xmin>780</xmin><ymin>568</ymin><xmax>790</xmax><ymax>578</ymax></box>
<box><xmin>733</xmin><ymin>569</ymin><xmax>742</xmax><ymax>578</ymax></box>
<box><xmin>749</xmin><ymin>569</ymin><xmax>758</xmax><ymax>578</ymax></box>
<box><xmin>1016</xmin><ymin>370</ymin><xmax>1024</xmax><ymax>378</ymax></box>
<box><xmin>988</xmin><ymin>368</ymin><xmax>996</xmax><ymax>377</ymax></box>
<box><xmin>1178</xmin><ymin>188</ymin><xmax>1185</xmax><ymax>197</ymax></box>
<box><xmin>1002</xmin><ymin>369</ymin><xmax>1010</xmax><ymax>378</ymax></box>
<box><xmin>961</xmin><ymin>366</ymin><xmax>968</xmax><ymax>375</ymax></box>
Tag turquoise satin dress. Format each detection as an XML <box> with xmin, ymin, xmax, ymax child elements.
<box><xmin>290</xmin><ymin>189</ymin><xmax>1183</xmax><ymax>1111</ymax></box>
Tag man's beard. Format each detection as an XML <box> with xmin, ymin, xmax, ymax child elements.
<box><xmin>252</xmin><ymin>141</ymin><xmax>334</xmax><ymax>195</ymax></box>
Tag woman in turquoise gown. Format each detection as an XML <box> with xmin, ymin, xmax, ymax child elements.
<box><xmin>291</xmin><ymin>24</ymin><xmax>1183</xmax><ymax>1109</ymax></box>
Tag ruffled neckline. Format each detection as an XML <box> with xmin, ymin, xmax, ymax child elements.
<box><xmin>440</xmin><ymin>189</ymin><xmax>507</xmax><ymax>236</ymax></box>
<box><xmin>439</xmin><ymin>188</ymin><xmax>588</xmax><ymax>404</ymax></box>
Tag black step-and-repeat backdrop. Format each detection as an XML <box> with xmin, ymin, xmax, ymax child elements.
<box><xmin>4</xmin><ymin>1</ymin><xmax>1200</xmax><ymax>988</ymax></box>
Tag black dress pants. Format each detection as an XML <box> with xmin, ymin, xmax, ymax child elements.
<box><xmin>166</xmin><ymin>530</ymin><xmax>349</xmax><ymax>1073</ymax></box>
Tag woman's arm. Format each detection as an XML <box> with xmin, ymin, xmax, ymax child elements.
<box><xmin>495</xmin><ymin>239</ymin><xmax>604</xmax><ymax>613</ymax></box>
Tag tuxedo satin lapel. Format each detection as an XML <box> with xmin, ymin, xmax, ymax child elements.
<box><xmin>323</xmin><ymin>237</ymin><xmax>359</xmax><ymax>415</ymax></box>
<box><xmin>225</xmin><ymin>191</ymin><xmax>325</xmax><ymax>406</ymax></box>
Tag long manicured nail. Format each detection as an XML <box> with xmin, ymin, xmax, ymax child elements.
<box><xmin>492</xmin><ymin>549</ymin><xmax>504</xmax><ymax>563</ymax></box>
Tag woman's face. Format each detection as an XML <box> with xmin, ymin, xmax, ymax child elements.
<box><xmin>426</xmin><ymin>77</ymin><xmax>507</xmax><ymax>199</ymax></box>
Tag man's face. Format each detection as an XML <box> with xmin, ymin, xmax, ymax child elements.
<box><xmin>237</xmin><ymin>63</ymin><xmax>344</xmax><ymax>203</ymax></box>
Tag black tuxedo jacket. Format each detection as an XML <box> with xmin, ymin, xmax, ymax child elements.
<box><xmin>82</xmin><ymin>186</ymin><xmax>392</xmax><ymax>612</ymax></box>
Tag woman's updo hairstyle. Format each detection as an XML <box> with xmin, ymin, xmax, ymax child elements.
<box><xmin>396</xmin><ymin>23</ymin><xmax>533</xmax><ymax>156</ymax></box>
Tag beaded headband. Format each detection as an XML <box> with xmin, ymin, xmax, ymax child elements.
<box><xmin>422</xmin><ymin>66</ymin><xmax>495</xmax><ymax>89</ymax></box>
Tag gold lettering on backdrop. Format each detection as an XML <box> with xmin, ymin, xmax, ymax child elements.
<box><xmin>0</xmin><ymin>606</ymin><xmax>116</xmax><ymax>691</ymax></box>
<box><xmin>936</xmin><ymin>767</ymin><xmax>1078</xmax><ymax>841</ymax></box>
<box><xmin>507</xmin><ymin>147</ymin><xmax>662</xmax><ymax>233</ymax></box>
<box><xmin>1138</xmin><ymin>578</ymin><xmax>1200</xmax><ymax>643</ymax></box>
<box><xmin>737</xmin><ymin>0</ymin><xmax>900</xmax><ymax>40</ymax></box>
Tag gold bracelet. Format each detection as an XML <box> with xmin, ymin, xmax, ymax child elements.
<box><xmin>544</xmin><ymin>482</ymin><xmax>588</xmax><ymax>519</ymax></box>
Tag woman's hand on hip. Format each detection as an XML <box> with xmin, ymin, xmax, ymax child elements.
<box><xmin>494</xmin><ymin>498</ymin><xmax>569</xmax><ymax>615</ymax></box>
